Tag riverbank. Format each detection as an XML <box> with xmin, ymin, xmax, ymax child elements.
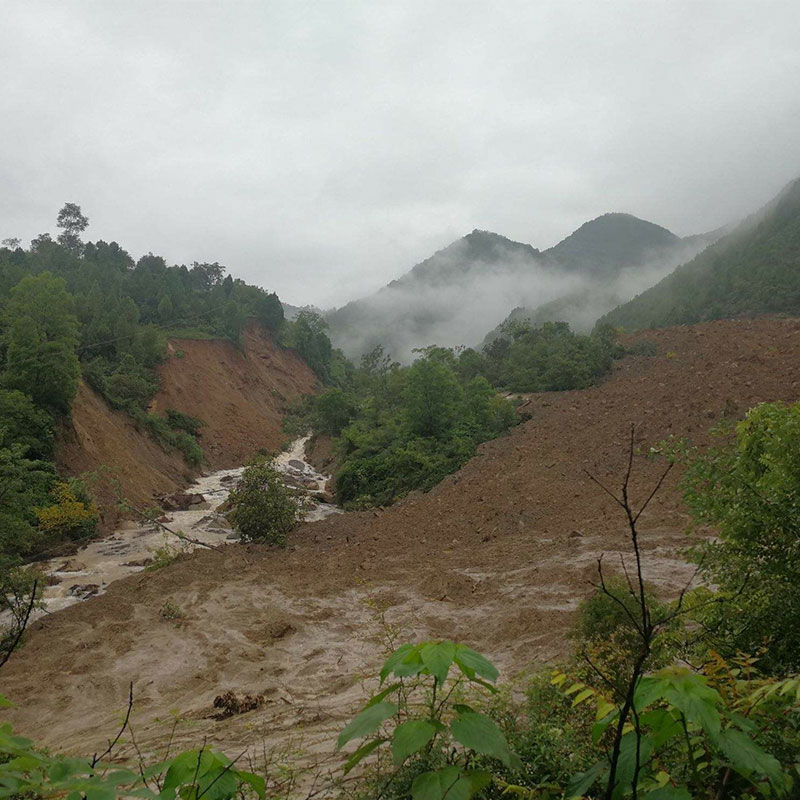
<box><xmin>36</xmin><ymin>436</ymin><xmax>341</xmax><ymax>616</ymax></box>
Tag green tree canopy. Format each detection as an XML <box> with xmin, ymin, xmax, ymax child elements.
<box><xmin>3</xmin><ymin>273</ymin><xmax>80</xmax><ymax>414</ymax></box>
<box><xmin>401</xmin><ymin>358</ymin><xmax>462</xmax><ymax>439</ymax></box>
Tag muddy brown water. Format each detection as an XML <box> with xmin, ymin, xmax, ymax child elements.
<box><xmin>37</xmin><ymin>436</ymin><xmax>342</xmax><ymax>616</ymax></box>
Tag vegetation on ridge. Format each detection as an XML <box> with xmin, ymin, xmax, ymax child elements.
<box><xmin>599</xmin><ymin>177</ymin><xmax>800</xmax><ymax>330</ymax></box>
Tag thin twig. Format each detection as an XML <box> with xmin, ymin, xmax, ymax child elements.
<box><xmin>92</xmin><ymin>682</ymin><xmax>134</xmax><ymax>767</ymax></box>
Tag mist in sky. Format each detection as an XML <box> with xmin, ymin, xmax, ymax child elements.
<box><xmin>1</xmin><ymin>1</ymin><xmax>799</xmax><ymax>308</ymax></box>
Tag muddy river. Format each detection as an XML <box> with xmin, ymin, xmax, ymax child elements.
<box><xmin>37</xmin><ymin>436</ymin><xmax>341</xmax><ymax>615</ymax></box>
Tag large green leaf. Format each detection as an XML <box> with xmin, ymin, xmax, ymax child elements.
<box><xmin>392</xmin><ymin>720</ymin><xmax>437</xmax><ymax>765</ymax></box>
<box><xmin>343</xmin><ymin>738</ymin><xmax>387</xmax><ymax>775</ymax></box>
<box><xmin>450</xmin><ymin>712</ymin><xmax>517</xmax><ymax>768</ymax></box>
<box><xmin>453</xmin><ymin>645</ymin><xmax>499</xmax><ymax>682</ymax></box>
<box><xmin>643</xmin><ymin>788</ymin><xmax>691</xmax><ymax>800</ymax></box>
<box><xmin>651</xmin><ymin>668</ymin><xmax>722</xmax><ymax>740</ymax></box>
<box><xmin>565</xmin><ymin>761</ymin><xmax>606</xmax><ymax>799</ymax></box>
<box><xmin>717</xmin><ymin>728</ymin><xmax>784</xmax><ymax>786</ymax></box>
<box><xmin>411</xmin><ymin>767</ymin><xmax>491</xmax><ymax>800</ymax></box>
<box><xmin>337</xmin><ymin>702</ymin><xmax>397</xmax><ymax>750</ymax></box>
<box><xmin>639</xmin><ymin>709</ymin><xmax>683</xmax><ymax>749</ymax></box>
<box><xmin>613</xmin><ymin>732</ymin><xmax>653</xmax><ymax>792</ymax></box>
<box><xmin>420</xmin><ymin>641</ymin><xmax>456</xmax><ymax>685</ymax></box>
<box><xmin>380</xmin><ymin>644</ymin><xmax>416</xmax><ymax>683</ymax></box>
<box><xmin>235</xmin><ymin>771</ymin><xmax>266</xmax><ymax>800</ymax></box>
<box><xmin>634</xmin><ymin>676</ymin><xmax>666</xmax><ymax>711</ymax></box>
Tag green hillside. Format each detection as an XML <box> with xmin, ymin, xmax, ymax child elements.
<box><xmin>599</xmin><ymin>177</ymin><xmax>800</xmax><ymax>330</ymax></box>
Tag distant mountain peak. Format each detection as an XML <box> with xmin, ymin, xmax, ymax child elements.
<box><xmin>544</xmin><ymin>213</ymin><xmax>680</xmax><ymax>275</ymax></box>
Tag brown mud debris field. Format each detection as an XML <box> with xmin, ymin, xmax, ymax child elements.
<box><xmin>4</xmin><ymin>318</ymin><xmax>800</xmax><ymax>777</ymax></box>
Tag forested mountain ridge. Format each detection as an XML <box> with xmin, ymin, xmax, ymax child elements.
<box><xmin>542</xmin><ymin>212</ymin><xmax>681</xmax><ymax>275</ymax></box>
<box><xmin>599</xmin><ymin>176</ymin><xmax>800</xmax><ymax>330</ymax></box>
<box><xmin>325</xmin><ymin>212</ymin><xmax>711</xmax><ymax>361</ymax></box>
<box><xmin>387</xmin><ymin>229</ymin><xmax>541</xmax><ymax>288</ymax></box>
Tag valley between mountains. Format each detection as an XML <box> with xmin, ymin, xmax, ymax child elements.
<box><xmin>3</xmin><ymin>318</ymin><xmax>799</xmax><ymax>776</ymax></box>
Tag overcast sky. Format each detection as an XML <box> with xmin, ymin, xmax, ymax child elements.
<box><xmin>2</xmin><ymin>2</ymin><xmax>799</xmax><ymax>307</ymax></box>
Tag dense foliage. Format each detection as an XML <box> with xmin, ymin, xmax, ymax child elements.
<box><xmin>226</xmin><ymin>457</ymin><xmax>305</xmax><ymax>546</ymax></box>
<box><xmin>600</xmin><ymin>177</ymin><xmax>800</xmax><ymax>330</ymax></box>
<box><xmin>1</xmin><ymin>205</ymin><xmax>285</xmax><ymax>423</ymax></box>
<box><xmin>677</xmin><ymin>400</ymin><xmax>800</xmax><ymax>673</ymax></box>
<box><xmin>481</xmin><ymin>320</ymin><xmax>622</xmax><ymax>392</ymax></box>
<box><xmin>292</xmin><ymin>344</ymin><xmax>518</xmax><ymax>508</ymax></box>
<box><xmin>288</xmin><ymin>320</ymin><xmax>621</xmax><ymax>508</ymax></box>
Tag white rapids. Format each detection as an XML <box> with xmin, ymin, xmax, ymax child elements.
<box><xmin>34</xmin><ymin>436</ymin><xmax>341</xmax><ymax>615</ymax></box>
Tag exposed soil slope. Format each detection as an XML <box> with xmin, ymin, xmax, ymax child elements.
<box><xmin>7</xmin><ymin>319</ymin><xmax>800</xmax><ymax>778</ymax></box>
<box><xmin>152</xmin><ymin>324</ymin><xmax>318</xmax><ymax>469</ymax></box>
<box><xmin>56</xmin><ymin>323</ymin><xmax>317</xmax><ymax>526</ymax></box>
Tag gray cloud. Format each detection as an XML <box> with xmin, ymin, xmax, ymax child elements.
<box><xmin>1</xmin><ymin>1</ymin><xmax>799</xmax><ymax>307</ymax></box>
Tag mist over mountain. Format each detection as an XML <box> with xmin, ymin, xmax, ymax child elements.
<box><xmin>485</xmin><ymin>221</ymin><xmax>728</xmax><ymax>343</ymax></box>
<box><xmin>599</xmin><ymin>177</ymin><xmax>800</xmax><ymax>331</ymax></box>
<box><xmin>327</xmin><ymin>213</ymin><xmax>713</xmax><ymax>362</ymax></box>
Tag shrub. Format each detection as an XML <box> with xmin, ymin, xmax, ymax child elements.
<box><xmin>226</xmin><ymin>458</ymin><xmax>303</xmax><ymax>546</ymax></box>
<box><xmin>626</xmin><ymin>338</ymin><xmax>659</xmax><ymax>356</ymax></box>
<box><xmin>572</xmin><ymin>576</ymin><xmax>678</xmax><ymax>691</ymax></box>
<box><xmin>165</xmin><ymin>409</ymin><xmax>205</xmax><ymax>437</ymax></box>
<box><xmin>34</xmin><ymin>481</ymin><xmax>97</xmax><ymax>544</ymax></box>
<box><xmin>135</xmin><ymin>412</ymin><xmax>204</xmax><ymax>467</ymax></box>
<box><xmin>337</xmin><ymin>641</ymin><xmax>521</xmax><ymax>798</ymax></box>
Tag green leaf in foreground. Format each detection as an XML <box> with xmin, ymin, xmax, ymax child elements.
<box><xmin>337</xmin><ymin>702</ymin><xmax>397</xmax><ymax>750</ymax></box>
<box><xmin>343</xmin><ymin>738</ymin><xmax>387</xmax><ymax>775</ymax></box>
<box><xmin>450</xmin><ymin>712</ymin><xmax>518</xmax><ymax>769</ymax></box>
<box><xmin>392</xmin><ymin>720</ymin><xmax>437</xmax><ymax>765</ymax></box>
<box><xmin>411</xmin><ymin>766</ymin><xmax>491</xmax><ymax>800</ymax></box>
<box><xmin>453</xmin><ymin>645</ymin><xmax>499</xmax><ymax>682</ymax></box>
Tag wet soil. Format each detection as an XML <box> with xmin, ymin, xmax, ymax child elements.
<box><xmin>4</xmin><ymin>318</ymin><xmax>800</xmax><ymax>787</ymax></box>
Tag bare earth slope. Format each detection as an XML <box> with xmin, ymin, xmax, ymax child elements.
<box><xmin>6</xmin><ymin>319</ymin><xmax>800</xmax><ymax>774</ymax></box>
<box><xmin>56</xmin><ymin>323</ymin><xmax>317</xmax><ymax>526</ymax></box>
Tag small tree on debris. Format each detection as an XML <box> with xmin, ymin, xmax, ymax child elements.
<box><xmin>226</xmin><ymin>457</ymin><xmax>303</xmax><ymax>546</ymax></box>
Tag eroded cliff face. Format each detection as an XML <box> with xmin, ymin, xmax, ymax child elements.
<box><xmin>56</xmin><ymin>323</ymin><xmax>318</xmax><ymax>527</ymax></box>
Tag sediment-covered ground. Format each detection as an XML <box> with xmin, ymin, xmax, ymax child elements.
<box><xmin>4</xmin><ymin>318</ymin><xmax>800</xmax><ymax>784</ymax></box>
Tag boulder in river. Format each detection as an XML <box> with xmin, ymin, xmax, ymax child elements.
<box><xmin>160</xmin><ymin>492</ymin><xmax>206</xmax><ymax>511</ymax></box>
<box><xmin>69</xmin><ymin>584</ymin><xmax>101</xmax><ymax>598</ymax></box>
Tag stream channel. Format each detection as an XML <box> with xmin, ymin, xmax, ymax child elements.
<box><xmin>38</xmin><ymin>436</ymin><xmax>341</xmax><ymax>615</ymax></box>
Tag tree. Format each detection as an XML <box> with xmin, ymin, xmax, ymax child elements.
<box><xmin>1</xmin><ymin>238</ymin><xmax>20</xmax><ymax>249</ymax></box>
<box><xmin>254</xmin><ymin>291</ymin><xmax>284</xmax><ymax>332</ymax></box>
<box><xmin>226</xmin><ymin>458</ymin><xmax>303</xmax><ymax>546</ymax></box>
<box><xmin>0</xmin><ymin>390</ymin><xmax>53</xmax><ymax>459</ymax></box>
<box><xmin>3</xmin><ymin>273</ymin><xmax>80</xmax><ymax>414</ymax></box>
<box><xmin>314</xmin><ymin>388</ymin><xmax>357</xmax><ymax>435</ymax></box>
<box><xmin>219</xmin><ymin>300</ymin><xmax>246</xmax><ymax>344</ymax></box>
<box><xmin>290</xmin><ymin>310</ymin><xmax>333</xmax><ymax>382</ymax></box>
<box><xmin>157</xmin><ymin>294</ymin><xmax>174</xmax><ymax>323</ymax></box>
<box><xmin>402</xmin><ymin>358</ymin><xmax>462</xmax><ymax>438</ymax></box>
<box><xmin>56</xmin><ymin>203</ymin><xmax>89</xmax><ymax>253</ymax></box>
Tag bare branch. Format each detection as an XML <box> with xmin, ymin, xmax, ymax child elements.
<box><xmin>92</xmin><ymin>682</ymin><xmax>134</xmax><ymax>767</ymax></box>
<box><xmin>0</xmin><ymin>579</ymin><xmax>38</xmax><ymax>670</ymax></box>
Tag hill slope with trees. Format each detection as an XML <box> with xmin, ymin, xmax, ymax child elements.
<box><xmin>599</xmin><ymin>177</ymin><xmax>800</xmax><ymax>330</ymax></box>
<box><xmin>0</xmin><ymin>204</ymin><xmax>319</xmax><ymax>564</ymax></box>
